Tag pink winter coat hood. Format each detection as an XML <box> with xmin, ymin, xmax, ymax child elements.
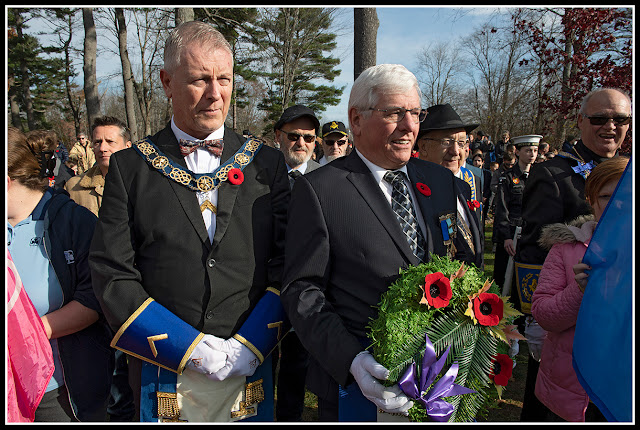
<box><xmin>532</xmin><ymin>215</ymin><xmax>597</xmax><ymax>422</ymax></box>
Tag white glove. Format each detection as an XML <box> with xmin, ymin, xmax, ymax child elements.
<box><xmin>186</xmin><ymin>334</ymin><xmax>228</xmax><ymax>375</ymax></box>
<box><xmin>204</xmin><ymin>336</ymin><xmax>260</xmax><ymax>381</ymax></box>
<box><xmin>524</xmin><ymin>316</ymin><xmax>546</xmax><ymax>362</ymax></box>
<box><xmin>350</xmin><ymin>351</ymin><xmax>414</xmax><ymax>415</ymax></box>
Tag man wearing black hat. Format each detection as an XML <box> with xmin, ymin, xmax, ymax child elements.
<box><xmin>319</xmin><ymin>121</ymin><xmax>350</xmax><ymax>166</ymax></box>
<box><xmin>274</xmin><ymin>105</ymin><xmax>321</xmax><ymax>188</ymax></box>
<box><xmin>272</xmin><ymin>104</ymin><xmax>321</xmax><ymax>421</ymax></box>
<box><xmin>415</xmin><ymin>103</ymin><xmax>484</xmax><ymax>268</ymax></box>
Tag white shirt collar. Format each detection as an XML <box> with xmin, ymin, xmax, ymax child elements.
<box><xmin>355</xmin><ymin>149</ymin><xmax>409</xmax><ymax>183</ymax></box>
<box><xmin>170</xmin><ymin>117</ymin><xmax>225</xmax><ymax>144</ymax></box>
<box><xmin>289</xmin><ymin>161</ymin><xmax>309</xmax><ymax>175</ymax></box>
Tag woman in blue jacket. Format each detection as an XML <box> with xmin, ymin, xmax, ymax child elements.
<box><xmin>7</xmin><ymin>127</ymin><xmax>114</xmax><ymax>421</ymax></box>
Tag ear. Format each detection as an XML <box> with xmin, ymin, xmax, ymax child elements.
<box><xmin>348</xmin><ymin>107</ymin><xmax>362</xmax><ymax>137</ymax></box>
<box><xmin>125</xmin><ymin>140</ymin><xmax>132</xmax><ymax>148</ymax></box>
<box><xmin>159</xmin><ymin>69</ymin><xmax>173</xmax><ymax>98</ymax></box>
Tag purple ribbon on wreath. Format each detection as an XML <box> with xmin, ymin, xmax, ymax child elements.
<box><xmin>398</xmin><ymin>333</ymin><xmax>476</xmax><ymax>422</ymax></box>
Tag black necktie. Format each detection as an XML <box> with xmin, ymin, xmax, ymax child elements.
<box><xmin>383</xmin><ymin>170</ymin><xmax>427</xmax><ymax>262</ymax></box>
<box><xmin>288</xmin><ymin>170</ymin><xmax>302</xmax><ymax>189</ymax></box>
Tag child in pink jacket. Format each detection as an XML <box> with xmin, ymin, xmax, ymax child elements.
<box><xmin>531</xmin><ymin>156</ymin><xmax>629</xmax><ymax>422</ymax></box>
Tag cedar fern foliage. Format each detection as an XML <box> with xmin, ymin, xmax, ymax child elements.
<box><xmin>368</xmin><ymin>254</ymin><xmax>503</xmax><ymax>422</ymax></box>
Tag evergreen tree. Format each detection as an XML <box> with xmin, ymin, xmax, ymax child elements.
<box><xmin>8</xmin><ymin>8</ymin><xmax>69</xmax><ymax>131</ymax></box>
<box><xmin>246</xmin><ymin>8</ymin><xmax>344</xmax><ymax>135</ymax></box>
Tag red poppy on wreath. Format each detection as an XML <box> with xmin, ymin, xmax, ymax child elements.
<box><xmin>472</xmin><ymin>292</ymin><xmax>503</xmax><ymax>326</ymax></box>
<box><xmin>228</xmin><ymin>168</ymin><xmax>244</xmax><ymax>185</ymax></box>
<box><xmin>489</xmin><ymin>353</ymin><xmax>513</xmax><ymax>386</ymax></box>
<box><xmin>467</xmin><ymin>199</ymin><xmax>480</xmax><ymax>210</ymax></box>
<box><xmin>420</xmin><ymin>272</ymin><xmax>452</xmax><ymax>308</ymax></box>
<box><xmin>416</xmin><ymin>182</ymin><xmax>431</xmax><ymax>197</ymax></box>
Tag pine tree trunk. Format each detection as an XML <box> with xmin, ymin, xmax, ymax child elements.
<box><xmin>354</xmin><ymin>8</ymin><xmax>379</xmax><ymax>81</ymax></box>
<box><xmin>175</xmin><ymin>8</ymin><xmax>194</xmax><ymax>26</ymax></box>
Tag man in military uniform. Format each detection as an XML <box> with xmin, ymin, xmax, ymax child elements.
<box><xmin>515</xmin><ymin>87</ymin><xmax>631</xmax><ymax>421</ymax></box>
<box><xmin>493</xmin><ymin>135</ymin><xmax>540</xmax><ymax>305</ymax></box>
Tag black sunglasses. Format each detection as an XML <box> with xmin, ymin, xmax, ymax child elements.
<box><xmin>324</xmin><ymin>138</ymin><xmax>348</xmax><ymax>146</ymax></box>
<box><xmin>583</xmin><ymin>114</ymin><xmax>632</xmax><ymax>126</ymax></box>
<box><xmin>281</xmin><ymin>130</ymin><xmax>316</xmax><ymax>143</ymax></box>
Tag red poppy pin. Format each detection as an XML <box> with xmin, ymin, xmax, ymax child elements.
<box><xmin>467</xmin><ymin>199</ymin><xmax>480</xmax><ymax>210</ymax></box>
<box><xmin>490</xmin><ymin>354</ymin><xmax>513</xmax><ymax>386</ymax></box>
<box><xmin>419</xmin><ymin>272</ymin><xmax>452</xmax><ymax>308</ymax></box>
<box><xmin>228</xmin><ymin>168</ymin><xmax>244</xmax><ymax>185</ymax></box>
<box><xmin>472</xmin><ymin>292</ymin><xmax>504</xmax><ymax>326</ymax></box>
<box><xmin>512</xmin><ymin>177</ymin><xmax>520</xmax><ymax>185</ymax></box>
<box><xmin>416</xmin><ymin>182</ymin><xmax>431</xmax><ymax>197</ymax></box>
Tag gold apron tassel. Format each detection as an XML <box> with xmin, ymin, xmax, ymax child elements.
<box><xmin>157</xmin><ymin>391</ymin><xmax>180</xmax><ymax>420</ymax></box>
<box><xmin>245</xmin><ymin>379</ymin><xmax>265</xmax><ymax>405</ymax></box>
<box><xmin>230</xmin><ymin>379</ymin><xmax>264</xmax><ymax>420</ymax></box>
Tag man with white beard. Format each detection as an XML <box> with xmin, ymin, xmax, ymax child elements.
<box><xmin>274</xmin><ymin>105</ymin><xmax>321</xmax><ymax>187</ymax></box>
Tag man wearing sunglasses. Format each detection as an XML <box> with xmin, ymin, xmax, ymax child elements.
<box><xmin>272</xmin><ymin>104</ymin><xmax>320</xmax><ymax>421</ymax></box>
<box><xmin>319</xmin><ymin>121</ymin><xmax>350</xmax><ymax>166</ymax></box>
<box><xmin>274</xmin><ymin>105</ymin><xmax>321</xmax><ymax>188</ymax></box>
<box><xmin>281</xmin><ymin>64</ymin><xmax>468</xmax><ymax>421</ymax></box>
<box><xmin>515</xmin><ymin>87</ymin><xmax>631</xmax><ymax>422</ymax></box>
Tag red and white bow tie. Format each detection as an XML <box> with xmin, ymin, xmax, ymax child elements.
<box><xmin>178</xmin><ymin>138</ymin><xmax>224</xmax><ymax>157</ymax></box>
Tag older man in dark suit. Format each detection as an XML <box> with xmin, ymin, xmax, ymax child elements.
<box><xmin>415</xmin><ymin>103</ymin><xmax>484</xmax><ymax>268</ymax></box>
<box><xmin>281</xmin><ymin>64</ymin><xmax>475</xmax><ymax>422</ymax></box>
<box><xmin>89</xmin><ymin>21</ymin><xmax>290</xmax><ymax>422</ymax></box>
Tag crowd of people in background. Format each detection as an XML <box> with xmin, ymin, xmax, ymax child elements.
<box><xmin>7</xmin><ymin>20</ymin><xmax>632</xmax><ymax>425</ymax></box>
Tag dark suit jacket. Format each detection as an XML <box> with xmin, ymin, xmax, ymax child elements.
<box><xmin>280</xmin><ymin>151</ymin><xmax>478</xmax><ymax>401</ymax></box>
<box><xmin>454</xmin><ymin>177</ymin><xmax>484</xmax><ymax>268</ymax></box>
<box><xmin>89</xmin><ymin>125</ymin><xmax>290</xmax><ymax>339</ymax></box>
<box><xmin>517</xmin><ymin>140</ymin><xmax>604</xmax><ymax>266</ymax></box>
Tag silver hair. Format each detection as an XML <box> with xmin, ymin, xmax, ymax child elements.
<box><xmin>164</xmin><ymin>20</ymin><xmax>233</xmax><ymax>73</ymax></box>
<box><xmin>579</xmin><ymin>87</ymin><xmax>631</xmax><ymax>114</ymax></box>
<box><xmin>348</xmin><ymin>64</ymin><xmax>422</xmax><ymax>121</ymax></box>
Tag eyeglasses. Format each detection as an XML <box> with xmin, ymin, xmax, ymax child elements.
<box><xmin>280</xmin><ymin>131</ymin><xmax>316</xmax><ymax>143</ymax></box>
<box><xmin>582</xmin><ymin>114</ymin><xmax>632</xmax><ymax>126</ymax></box>
<box><xmin>324</xmin><ymin>138</ymin><xmax>348</xmax><ymax>146</ymax></box>
<box><xmin>368</xmin><ymin>107</ymin><xmax>427</xmax><ymax>124</ymax></box>
<box><xmin>422</xmin><ymin>137</ymin><xmax>469</xmax><ymax>149</ymax></box>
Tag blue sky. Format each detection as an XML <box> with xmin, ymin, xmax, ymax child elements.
<box><xmin>319</xmin><ymin>6</ymin><xmax>506</xmax><ymax>127</ymax></box>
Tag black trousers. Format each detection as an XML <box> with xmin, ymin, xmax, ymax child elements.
<box><xmin>274</xmin><ymin>331</ymin><xmax>310</xmax><ymax>421</ymax></box>
<box><xmin>34</xmin><ymin>386</ymin><xmax>78</xmax><ymax>422</ymax></box>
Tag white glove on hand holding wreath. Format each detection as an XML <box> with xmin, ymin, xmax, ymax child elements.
<box><xmin>350</xmin><ymin>351</ymin><xmax>414</xmax><ymax>415</ymax></box>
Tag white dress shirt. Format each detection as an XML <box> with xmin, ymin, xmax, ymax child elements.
<box><xmin>171</xmin><ymin>118</ymin><xmax>224</xmax><ymax>244</ymax></box>
<box><xmin>355</xmin><ymin>149</ymin><xmax>428</xmax><ymax>240</ymax></box>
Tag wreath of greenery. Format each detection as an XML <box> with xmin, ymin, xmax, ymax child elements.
<box><xmin>368</xmin><ymin>254</ymin><xmax>524</xmax><ymax>422</ymax></box>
